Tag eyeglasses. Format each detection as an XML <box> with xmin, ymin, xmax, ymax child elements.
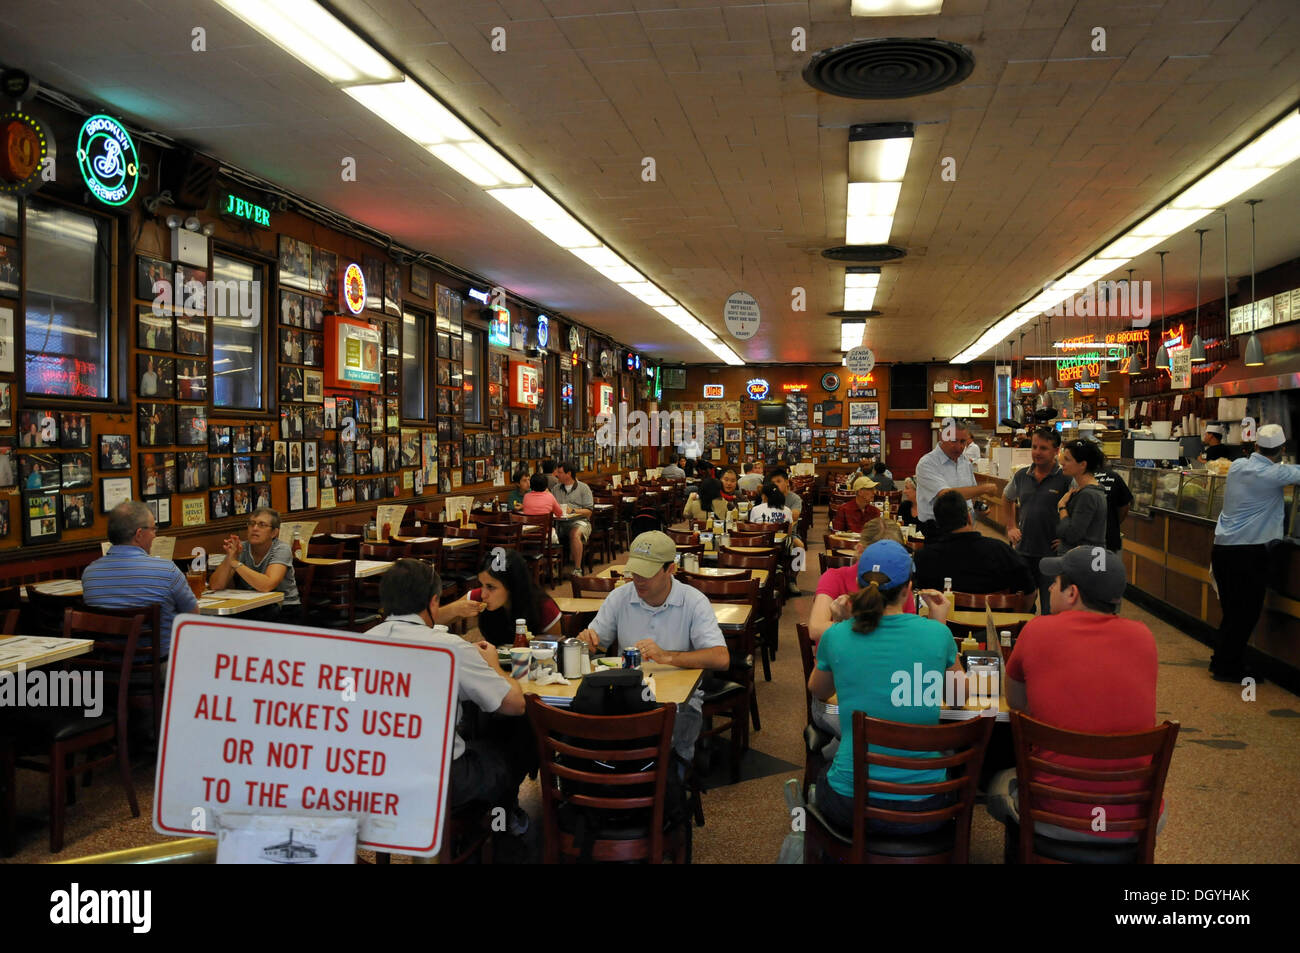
<box><xmin>248</xmin><ymin>520</ymin><xmax>274</xmax><ymax>529</ymax></box>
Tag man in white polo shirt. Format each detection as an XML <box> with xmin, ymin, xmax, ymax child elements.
<box><xmin>914</xmin><ymin>417</ymin><xmax>993</xmax><ymax>538</ymax></box>
<box><xmin>577</xmin><ymin>531</ymin><xmax>729</xmax><ymax>760</ymax></box>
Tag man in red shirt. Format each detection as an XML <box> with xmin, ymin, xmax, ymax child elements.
<box><xmin>987</xmin><ymin>545</ymin><xmax>1164</xmax><ymax>844</ymax></box>
<box><xmin>831</xmin><ymin>476</ymin><xmax>881</xmax><ymax>533</ymax></box>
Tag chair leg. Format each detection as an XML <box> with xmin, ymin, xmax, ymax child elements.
<box><xmin>65</xmin><ymin>754</ymin><xmax>77</xmax><ymax>805</ymax></box>
<box><xmin>49</xmin><ymin>745</ymin><xmax>66</xmax><ymax>853</ymax></box>
<box><xmin>117</xmin><ymin>736</ymin><xmax>140</xmax><ymax>818</ymax></box>
<box><xmin>748</xmin><ymin>688</ymin><xmax>760</xmax><ymax>733</ymax></box>
<box><xmin>1</xmin><ymin>738</ymin><xmax>15</xmax><ymax>857</ymax></box>
<box><xmin>760</xmin><ymin>641</ymin><xmax>772</xmax><ymax>682</ymax></box>
<box><xmin>729</xmin><ymin>710</ymin><xmax>744</xmax><ymax>782</ymax></box>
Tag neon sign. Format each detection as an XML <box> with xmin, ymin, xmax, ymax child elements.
<box><xmin>220</xmin><ymin>192</ymin><xmax>271</xmax><ymax>228</ymax></box>
<box><xmin>536</xmin><ymin>314</ymin><xmax>549</xmax><ymax>348</ymax></box>
<box><xmin>703</xmin><ymin>384</ymin><xmax>725</xmax><ymax>399</ymax></box>
<box><xmin>951</xmin><ymin>379</ymin><xmax>983</xmax><ymax>393</ymax></box>
<box><xmin>781</xmin><ymin>382</ymin><xmax>809</xmax><ymax>392</ymax></box>
<box><xmin>343</xmin><ymin>263</ymin><xmax>366</xmax><ymax>315</ymax></box>
<box><xmin>76</xmin><ymin>114</ymin><xmax>138</xmax><ymax>206</ymax></box>
<box><xmin>561</xmin><ymin>382</ymin><xmax>574</xmax><ymax>405</ymax></box>
<box><xmin>746</xmin><ymin>379</ymin><xmax>771</xmax><ymax>400</ymax></box>
<box><xmin>488</xmin><ymin>307</ymin><xmax>510</xmax><ymax>348</ymax></box>
<box><xmin>468</xmin><ymin>288</ymin><xmax>491</xmax><ymax>305</ymax></box>
<box><xmin>0</xmin><ymin>108</ymin><xmax>51</xmax><ymax>196</ymax></box>
<box><xmin>1074</xmin><ymin>381</ymin><xmax>1100</xmax><ymax>394</ymax></box>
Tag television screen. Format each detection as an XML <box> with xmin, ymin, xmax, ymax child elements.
<box><xmin>756</xmin><ymin>402</ymin><xmax>786</xmax><ymax>425</ymax></box>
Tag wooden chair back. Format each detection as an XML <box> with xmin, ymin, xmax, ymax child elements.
<box><xmin>404</xmin><ymin>537</ymin><xmax>445</xmax><ymax>567</ymax></box>
<box><xmin>480</xmin><ymin>521</ymin><xmax>524</xmax><ymax>551</ymax></box>
<box><xmin>81</xmin><ymin>603</ymin><xmax>165</xmax><ymax>737</ymax></box>
<box><xmin>1</xmin><ymin>607</ymin><xmax>18</xmax><ymax>634</ymax></box>
<box><xmin>795</xmin><ymin>623</ymin><xmax>816</xmax><ymax>724</ymax></box>
<box><xmin>61</xmin><ymin>609</ymin><xmax>145</xmax><ymax>726</ymax></box>
<box><xmin>725</xmin><ymin>532</ymin><xmax>775</xmax><ymax>547</ymax></box>
<box><xmin>735</xmin><ymin>522</ymin><xmax>778</xmax><ymax>538</ymax></box>
<box><xmin>818</xmin><ymin>551</ymin><xmax>856</xmax><ymax>575</ymax></box>
<box><xmin>717</xmin><ymin>550</ymin><xmax>776</xmax><ymax>574</ymax></box>
<box><xmin>1009</xmin><ymin>711</ymin><xmax>1179</xmax><ymax>864</ymax></box>
<box><xmin>526</xmin><ymin>696</ymin><xmax>678</xmax><ymax>863</ymax></box>
<box><xmin>360</xmin><ymin>542</ymin><xmax>406</xmax><ymax>561</ymax></box>
<box><xmin>26</xmin><ymin>588</ymin><xmax>85</xmax><ymax>635</ymax></box>
<box><xmin>665</xmin><ymin>528</ymin><xmax>698</xmax><ymax>546</ymax></box>
<box><xmin>847</xmin><ymin>712</ymin><xmax>995</xmax><ymax>864</ymax></box>
<box><xmin>569</xmin><ymin>575</ymin><xmax>619</xmax><ymax>599</ymax></box>
<box><xmin>985</xmin><ymin>591</ymin><xmax>1037</xmax><ymax>613</ymax></box>
<box><xmin>303</xmin><ymin>559</ymin><xmax>357</xmax><ymax>628</ymax></box>
<box><xmin>307</xmin><ymin>540</ymin><xmax>345</xmax><ymax>559</ymax></box>
<box><xmin>677</xmin><ymin>574</ymin><xmax>760</xmax><ymax>605</ymax></box>
<box><xmin>719</xmin><ymin>544</ymin><xmax>777</xmax><ymax>560</ymax></box>
<box><xmin>473</xmin><ymin>510</ymin><xmax>515</xmax><ymax>525</ymax></box>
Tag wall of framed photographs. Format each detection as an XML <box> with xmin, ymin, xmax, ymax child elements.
<box><xmin>0</xmin><ymin>99</ymin><xmax>655</xmax><ymax>559</ymax></box>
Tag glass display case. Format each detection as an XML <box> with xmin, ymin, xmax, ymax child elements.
<box><xmin>1153</xmin><ymin>469</ymin><xmax>1182</xmax><ymax>512</ymax></box>
<box><xmin>1127</xmin><ymin>466</ymin><xmax>1154</xmax><ymax>516</ymax></box>
<box><xmin>1177</xmin><ymin>471</ymin><xmax>1214</xmax><ymax>519</ymax></box>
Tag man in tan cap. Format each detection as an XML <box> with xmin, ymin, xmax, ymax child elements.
<box><xmin>832</xmin><ymin>476</ymin><xmax>882</xmax><ymax>533</ymax></box>
<box><xmin>578</xmin><ymin>531</ymin><xmax>729</xmax><ymax>760</ymax></box>
<box><xmin>1210</xmin><ymin>423</ymin><xmax>1300</xmax><ymax>681</ymax></box>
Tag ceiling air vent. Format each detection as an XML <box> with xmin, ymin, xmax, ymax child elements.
<box><xmin>828</xmin><ymin>310</ymin><xmax>882</xmax><ymax>318</ymax></box>
<box><xmin>803</xmin><ymin>38</ymin><xmax>974</xmax><ymax>99</ymax></box>
<box><xmin>822</xmin><ymin>244</ymin><xmax>907</xmax><ymax>263</ymax></box>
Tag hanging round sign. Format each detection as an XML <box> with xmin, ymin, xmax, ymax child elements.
<box><xmin>845</xmin><ymin>346</ymin><xmax>876</xmax><ymax>376</ymax></box>
<box><xmin>76</xmin><ymin>114</ymin><xmax>138</xmax><ymax>206</ymax></box>
<box><xmin>820</xmin><ymin>371</ymin><xmax>841</xmax><ymax>392</ymax></box>
<box><xmin>343</xmin><ymin>262</ymin><xmax>367</xmax><ymax>315</ymax></box>
<box><xmin>723</xmin><ymin>291</ymin><xmax>760</xmax><ymax>340</ymax></box>
<box><xmin>0</xmin><ymin>108</ymin><xmax>53</xmax><ymax>196</ymax></box>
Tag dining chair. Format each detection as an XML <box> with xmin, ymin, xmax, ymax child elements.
<box><xmin>569</xmin><ymin>575</ymin><xmax>619</xmax><ymax>599</ymax></box>
<box><xmin>526</xmin><ymin>696</ymin><xmax>687</xmax><ymax>863</ymax></box>
<box><xmin>795</xmin><ymin>623</ymin><xmax>834</xmax><ymax>799</ymax></box>
<box><xmin>804</xmin><ymin>712</ymin><xmax>994</xmax><ymax>865</ymax></box>
<box><xmin>1006</xmin><ymin>712</ymin><xmax>1178</xmax><ymax>864</ymax></box>
<box><xmin>77</xmin><ymin>603</ymin><xmax>165</xmax><ymax>743</ymax></box>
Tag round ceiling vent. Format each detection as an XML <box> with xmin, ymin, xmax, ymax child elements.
<box><xmin>827</xmin><ymin>310</ymin><xmax>881</xmax><ymax>318</ymax></box>
<box><xmin>803</xmin><ymin>38</ymin><xmax>975</xmax><ymax>99</ymax></box>
<box><xmin>822</xmin><ymin>244</ymin><xmax>907</xmax><ymax>263</ymax></box>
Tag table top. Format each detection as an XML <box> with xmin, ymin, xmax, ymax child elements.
<box><xmin>442</xmin><ymin>537</ymin><xmax>479</xmax><ymax>549</ymax></box>
<box><xmin>391</xmin><ymin>535</ymin><xmax>437</xmax><ymax>544</ymax></box>
<box><xmin>197</xmin><ymin>590</ymin><xmax>285</xmax><ymax>616</ymax></box>
<box><xmin>947</xmin><ymin>609</ymin><xmax>1036</xmax><ymax>627</ymax></box>
<box><xmin>355</xmin><ymin>559</ymin><xmax>394</xmax><ymax>578</ymax></box>
<box><xmin>826</xmin><ymin>682</ymin><xmax>1009</xmax><ymax>722</ymax></box>
<box><xmin>0</xmin><ymin>635</ymin><xmax>94</xmax><ymax>673</ymax></box>
<box><xmin>521</xmin><ymin>662</ymin><xmax>704</xmax><ymax>707</ymax></box>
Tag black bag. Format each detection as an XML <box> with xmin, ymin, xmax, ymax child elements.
<box><xmin>557</xmin><ymin>669</ymin><xmax>689</xmax><ymax>861</ymax></box>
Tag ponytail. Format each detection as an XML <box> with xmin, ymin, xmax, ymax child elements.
<box><xmin>850</xmin><ymin>571</ymin><xmax>910</xmax><ymax>634</ymax></box>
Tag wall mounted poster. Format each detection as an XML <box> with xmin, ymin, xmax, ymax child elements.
<box><xmin>848</xmin><ymin>401</ymin><xmax>879</xmax><ymax>426</ymax></box>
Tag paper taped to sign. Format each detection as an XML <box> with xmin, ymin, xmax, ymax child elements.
<box><xmin>153</xmin><ymin>615</ymin><xmax>459</xmax><ymax>857</ymax></box>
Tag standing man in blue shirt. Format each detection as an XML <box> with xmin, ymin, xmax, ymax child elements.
<box><xmin>81</xmin><ymin>500</ymin><xmax>197</xmax><ymax>655</ymax></box>
<box><xmin>1210</xmin><ymin>424</ymin><xmax>1300</xmax><ymax>682</ymax></box>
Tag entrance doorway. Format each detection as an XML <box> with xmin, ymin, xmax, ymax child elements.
<box><xmin>884</xmin><ymin>420</ymin><xmax>931</xmax><ymax>479</ymax></box>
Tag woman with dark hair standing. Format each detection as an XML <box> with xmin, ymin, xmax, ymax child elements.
<box><xmin>683</xmin><ymin>476</ymin><xmax>735</xmax><ymax>525</ymax></box>
<box><xmin>1054</xmin><ymin>438</ymin><xmax>1109</xmax><ymax>552</ymax></box>
<box><xmin>807</xmin><ymin>541</ymin><xmax>959</xmax><ymax>833</ymax></box>
<box><xmin>440</xmin><ymin>548</ymin><xmax>561</xmax><ymax>645</ymax></box>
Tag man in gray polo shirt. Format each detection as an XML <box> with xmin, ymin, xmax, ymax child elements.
<box><xmin>1004</xmin><ymin>426</ymin><xmax>1072</xmax><ymax>613</ymax></box>
<box><xmin>552</xmin><ymin>460</ymin><xmax>594</xmax><ymax>575</ymax></box>
<box><xmin>578</xmin><ymin>531</ymin><xmax>729</xmax><ymax>760</ymax></box>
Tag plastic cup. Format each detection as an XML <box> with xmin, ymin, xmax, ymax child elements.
<box><xmin>510</xmin><ymin>647</ymin><xmax>532</xmax><ymax>679</ymax></box>
<box><xmin>186</xmin><ymin>571</ymin><xmax>206</xmax><ymax>600</ymax></box>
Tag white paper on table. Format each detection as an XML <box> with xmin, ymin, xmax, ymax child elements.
<box><xmin>203</xmin><ymin>589</ymin><xmax>274</xmax><ymax>601</ymax></box>
<box><xmin>376</xmin><ymin>505</ymin><xmax>407</xmax><ymax>536</ymax></box>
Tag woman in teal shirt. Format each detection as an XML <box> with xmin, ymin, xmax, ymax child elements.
<box><xmin>808</xmin><ymin>540</ymin><xmax>963</xmax><ymax>833</ymax></box>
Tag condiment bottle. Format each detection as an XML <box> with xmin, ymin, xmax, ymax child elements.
<box><xmin>1000</xmin><ymin>629</ymin><xmax>1012</xmax><ymax>650</ymax></box>
<box><xmin>513</xmin><ymin>618</ymin><xmax>529</xmax><ymax>648</ymax></box>
<box><xmin>960</xmin><ymin>632</ymin><xmax>979</xmax><ymax>654</ymax></box>
<box><xmin>943</xmin><ymin>577</ymin><xmax>954</xmax><ymax>612</ymax></box>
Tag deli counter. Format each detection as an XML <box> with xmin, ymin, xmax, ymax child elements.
<box><xmin>1111</xmin><ymin>464</ymin><xmax>1300</xmax><ymax>683</ymax></box>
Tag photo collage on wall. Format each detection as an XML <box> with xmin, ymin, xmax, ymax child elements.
<box><xmin>434</xmin><ymin>284</ymin><xmax>463</xmax><ymax>493</ymax></box>
<box><xmin>201</xmin><ymin>422</ymin><xmax>275</xmax><ymax>523</ymax></box>
<box><xmin>7</xmin><ymin>408</ymin><xmax>96</xmax><ymax>543</ymax></box>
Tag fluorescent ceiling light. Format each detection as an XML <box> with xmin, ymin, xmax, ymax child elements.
<box><xmin>849</xmin><ymin>138</ymin><xmax>913</xmax><ymax>183</ymax></box>
<box><xmin>458</xmin><ymin>142</ymin><xmax>528</xmax><ymax>186</ymax></box>
<box><xmin>568</xmin><ymin>245</ymin><xmax>629</xmax><ymax>272</ymax></box>
<box><xmin>952</xmin><ymin>106</ymin><xmax>1300</xmax><ymax>363</ymax></box>
<box><xmin>844</xmin><ymin>268</ymin><xmax>881</xmax><ymax>312</ymax></box>
<box><xmin>619</xmin><ymin>283</ymin><xmax>674</xmax><ymax>307</ymax></box>
<box><xmin>847</xmin><ymin>181</ymin><xmax>903</xmax><ymax>217</ymax></box>
<box><xmin>212</xmin><ymin>0</ymin><xmax>402</xmax><ymax>85</ymax></box>
<box><xmin>596</xmin><ymin>265</ymin><xmax>643</xmax><ymax>285</ymax></box>
<box><xmin>427</xmin><ymin>144</ymin><xmax>505</xmax><ymax>187</ymax></box>
<box><xmin>841</xmin><ymin>319</ymin><xmax>866</xmax><ymax>351</ymax></box>
<box><xmin>852</xmin><ymin>0</ymin><xmax>944</xmax><ymax>15</ymax></box>
<box><xmin>346</xmin><ymin>79</ymin><xmax>473</xmax><ymax>145</ymax></box>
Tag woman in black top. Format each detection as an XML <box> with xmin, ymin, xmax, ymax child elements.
<box><xmin>1054</xmin><ymin>438</ymin><xmax>1109</xmax><ymax>552</ymax></box>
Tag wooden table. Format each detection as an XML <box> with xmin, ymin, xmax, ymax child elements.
<box><xmin>355</xmin><ymin>559</ymin><xmax>394</xmax><ymax>578</ymax></box>
<box><xmin>197</xmin><ymin>590</ymin><xmax>286</xmax><ymax>616</ymax></box>
<box><xmin>442</xmin><ymin>537</ymin><xmax>479</xmax><ymax>549</ymax></box>
<box><xmin>391</xmin><ymin>535</ymin><xmax>437</xmax><ymax>544</ymax></box>
<box><xmin>0</xmin><ymin>635</ymin><xmax>93</xmax><ymax>673</ymax></box>
<box><xmin>521</xmin><ymin>661</ymin><xmax>704</xmax><ymax>708</ymax></box>
<box><xmin>825</xmin><ymin>681</ymin><xmax>1010</xmax><ymax>722</ymax></box>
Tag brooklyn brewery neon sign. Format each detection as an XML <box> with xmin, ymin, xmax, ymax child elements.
<box><xmin>76</xmin><ymin>114</ymin><xmax>138</xmax><ymax>206</ymax></box>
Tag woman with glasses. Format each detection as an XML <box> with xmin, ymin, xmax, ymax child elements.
<box><xmin>208</xmin><ymin>506</ymin><xmax>299</xmax><ymax>619</ymax></box>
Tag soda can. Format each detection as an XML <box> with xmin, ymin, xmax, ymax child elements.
<box><xmin>622</xmin><ymin>647</ymin><xmax>642</xmax><ymax>670</ymax></box>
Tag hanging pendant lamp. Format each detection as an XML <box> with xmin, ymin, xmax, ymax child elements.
<box><xmin>1190</xmin><ymin>228</ymin><xmax>1208</xmax><ymax>363</ymax></box>
<box><xmin>1123</xmin><ymin>269</ymin><xmax>1142</xmax><ymax>373</ymax></box>
<box><xmin>1042</xmin><ymin>315</ymin><xmax>1055</xmax><ymax>392</ymax></box>
<box><xmin>1245</xmin><ymin>199</ymin><xmax>1264</xmax><ymax>367</ymax></box>
<box><xmin>1027</xmin><ymin>320</ymin><xmax>1040</xmax><ymax>395</ymax></box>
<box><xmin>1154</xmin><ymin>251</ymin><xmax>1170</xmax><ymax>370</ymax></box>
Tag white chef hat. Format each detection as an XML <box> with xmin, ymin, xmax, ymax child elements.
<box><xmin>1257</xmin><ymin>424</ymin><xmax>1286</xmax><ymax>449</ymax></box>
<box><xmin>1204</xmin><ymin>424</ymin><xmax>1226</xmax><ymax>437</ymax></box>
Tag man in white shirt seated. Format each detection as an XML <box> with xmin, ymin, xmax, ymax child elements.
<box><xmin>578</xmin><ymin>531</ymin><xmax>729</xmax><ymax>764</ymax></box>
<box><xmin>369</xmin><ymin>559</ymin><xmax>528</xmax><ymax>824</ymax></box>
<box><xmin>737</xmin><ymin>461</ymin><xmax>765</xmax><ymax>493</ymax></box>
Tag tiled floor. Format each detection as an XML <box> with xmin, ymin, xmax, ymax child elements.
<box><xmin>4</xmin><ymin>513</ymin><xmax>1298</xmax><ymax>863</ymax></box>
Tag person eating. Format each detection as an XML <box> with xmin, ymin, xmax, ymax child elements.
<box><xmin>439</xmin><ymin>549</ymin><xmax>561</xmax><ymax>644</ymax></box>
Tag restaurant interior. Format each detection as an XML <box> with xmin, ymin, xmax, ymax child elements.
<box><xmin>0</xmin><ymin>0</ymin><xmax>1297</xmax><ymax>871</ymax></box>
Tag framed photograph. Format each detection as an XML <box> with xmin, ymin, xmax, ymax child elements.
<box><xmin>136</xmin><ymin>255</ymin><xmax>171</xmax><ymax>301</ymax></box>
<box><xmin>22</xmin><ymin>492</ymin><xmax>60</xmax><ymax>545</ymax></box>
<box><xmin>137</xmin><ymin>305</ymin><xmax>174</xmax><ymax>351</ymax></box>
<box><xmin>280</xmin><ymin>327</ymin><xmax>302</xmax><ymax>364</ymax></box>
<box><xmin>289</xmin><ymin>441</ymin><xmax>303</xmax><ymax>473</ymax></box>
<box><xmin>363</xmin><ymin>256</ymin><xmax>383</xmax><ymax>312</ymax></box>
<box><xmin>101</xmin><ymin>476</ymin><xmax>133</xmax><ymax>513</ymax></box>
<box><xmin>62</xmin><ymin>491</ymin><xmax>94</xmax><ymax>530</ymax></box>
<box><xmin>0</xmin><ymin>497</ymin><xmax>8</xmax><ymax>538</ymax></box>
<box><xmin>251</xmin><ymin>455</ymin><xmax>271</xmax><ymax>482</ymax></box>
<box><xmin>337</xmin><ymin>478</ymin><xmax>354</xmax><ymax>503</ymax></box>
<box><xmin>139</xmin><ymin>452</ymin><xmax>177</xmax><ymax>495</ymax></box>
<box><xmin>384</xmin><ymin>262</ymin><xmax>402</xmax><ymax>316</ymax></box>
<box><xmin>0</xmin><ymin>304</ymin><xmax>11</xmax><ymax>375</ymax></box>
<box><xmin>280</xmin><ymin>404</ymin><xmax>304</xmax><ymax>439</ymax></box>
<box><xmin>0</xmin><ymin>244</ymin><xmax>18</xmax><ymax>296</ymax></box>
<box><xmin>410</xmin><ymin>264</ymin><xmax>430</xmax><ymax>299</ymax></box>
<box><xmin>310</xmin><ymin>248</ymin><xmax>337</xmax><ymax>297</ymax></box>
<box><xmin>181</xmin><ymin>452</ymin><xmax>211</xmax><ymax>491</ymax></box>
<box><xmin>387</xmin><ymin>434</ymin><xmax>400</xmax><ymax>469</ymax></box>
<box><xmin>0</xmin><ymin>441</ymin><xmax>15</xmax><ymax>488</ymax></box>
<box><xmin>233</xmin><ymin>455</ymin><xmax>252</xmax><ymax>485</ymax></box>
<box><xmin>279</xmin><ymin>366</ymin><xmax>304</xmax><ymax>402</ymax></box>
<box><xmin>302</xmin><ymin>295</ymin><xmax>324</xmax><ymax>333</ymax></box>
<box><xmin>451</xmin><ymin>336</ymin><xmax>463</xmax><ymax>362</ymax></box>
<box><xmin>20</xmin><ymin>452</ymin><xmax>60</xmax><ymax>491</ymax></box>
<box><xmin>177</xmin><ymin>315</ymin><xmax>207</xmax><ymax>355</ymax></box>
<box><xmin>335</xmin><ymin>397</ymin><xmax>353</xmax><ymax>429</ymax></box>
<box><xmin>174</xmin><ymin>265</ymin><xmax>209</xmax><ymax>315</ymax></box>
<box><xmin>232</xmin><ymin>485</ymin><xmax>252</xmax><ymax>516</ymax></box>
<box><xmin>278</xmin><ymin>235</ymin><xmax>312</xmax><ymax>292</ymax></box>
<box><xmin>288</xmin><ymin>475</ymin><xmax>305</xmax><ymax>512</ymax></box>
<box><xmin>323</xmin><ymin>397</ymin><xmax>337</xmax><ymax>430</ymax></box>
<box><xmin>303</xmin><ymin>332</ymin><xmax>322</xmax><ymax>367</ymax></box>
<box><xmin>848</xmin><ymin>401</ymin><xmax>879</xmax><ymax>426</ymax></box>
<box><xmin>177</xmin><ymin>359</ymin><xmax>208</xmax><ymax>401</ymax></box>
<box><xmin>232</xmin><ymin>426</ymin><xmax>251</xmax><ymax>454</ymax></box>
<box><xmin>138</xmin><ymin>353</ymin><xmax>175</xmax><ymax>399</ymax></box>
<box><xmin>18</xmin><ymin>409</ymin><xmax>57</xmax><ymax>447</ymax></box>
<box><xmin>61</xmin><ymin>452</ymin><xmax>93</xmax><ymax>489</ymax></box>
<box><xmin>280</xmin><ymin>290</ymin><xmax>303</xmax><ymax>328</ymax></box>
<box><xmin>254</xmin><ymin>484</ymin><xmax>271</xmax><ymax>510</ymax></box>
<box><xmin>303</xmin><ymin>406</ymin><xmax>324</xmax><ymax>440</ymax></box>
<box><xmin>209</xmin><ymin>487</ymin><xmax>233</xmax><ymax>520</ymax></box>
<box><xmin>176</xmin><ymin>406</ymin><xmax>208</xmax><ymax>446</ymax></box>
<box><xmin>273</xmin><ymin>441</ymin><xmax>288</xmax><ymax>472</ymax></box>
<box><xmin>304</xmin><ymin>440</ymin><xmax>317</xmax><ymax>472</ymax></box>
<box><xmin>0</xmin><ymin>194</ymin><xmax>16</xmax><ymax>238</ymax></box>
<box><xmin>304</xmin><ymin>369</ymin><xmax>324</xmax><ymax>403</ymax></box>
<box><xmin>209</xmin><ymin>425</ymin><xmax>232</xmax><ymax>453</ymax></box>
<box><xmin>145</xmin><ymin>495</ymin><xmax>172</xmax><ymax>529</ymax></box>
<box><xmin>59</xmin><ymin>412</ymin><xmax>91</xmax><ymax>448</ymax></box>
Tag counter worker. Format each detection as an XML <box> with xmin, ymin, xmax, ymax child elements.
<box><xmin>1200</xmin><ymin>425</ymin><xmax>1238</xmax><ymax>463</ymax></box>
<box><xmin>577</xmin><ymin>531</ymin><xmax>729</xmax><ymax>767</ymax></box>
<box><xmin>913</xmin><ymin>418</ymin><xmax>991</xmax><ymax>539</ymax></box>
<box><xmin>1209</xmin><ymin>424</ymin><xmax>1300</xmax><ymax>682</ymax></box>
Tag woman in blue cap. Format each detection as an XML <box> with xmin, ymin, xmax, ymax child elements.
<box><xmin>807</xmin><ymin>539</ymin><xmax>963</xmax><ymax>833</ymax></box>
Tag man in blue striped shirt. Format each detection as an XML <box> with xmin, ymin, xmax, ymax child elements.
<box><xmin>1210</xmin><ymin>424</ymin><xmax>1300</xmax><ymax>682</ymax></box>
<box><xmin>81</xmin><ymin>501</ymin><xmax>197</xmax><ymax>655</ymax></box>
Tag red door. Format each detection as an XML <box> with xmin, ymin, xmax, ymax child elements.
<box><xmin>885</xmin><ymin>420</ymin><xmax>931</xmax><ymax>480</ymax></box>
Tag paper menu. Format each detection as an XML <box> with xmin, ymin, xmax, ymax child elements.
<box><xmin>281</xmin><ymin>521</ymin><xmax>318</xmax><ymax>546</ymax></box>
<box><xmin>375</xmin><ymin>505</ymin><xmax>407</xmax><ymax>538</ymax></box>
<box><xmin>150</xmin><ymin>536</ymin><xmax>177</xmax><ymax>560</ymax></box>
